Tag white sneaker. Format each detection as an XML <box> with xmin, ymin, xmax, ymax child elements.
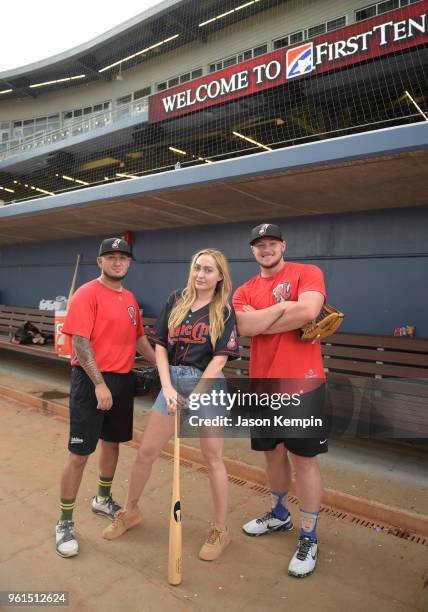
<box><xmin>91</xmin><ymin>495</ymin><xmax>121</xmax><ymax>519</ymax></box>
<box><xmin>242</xmin><ymin>511</ymin><xmax>293</xmax><ymax>537</ymax></box>
<box><xmin>56</xmin><ymin>520</ymin><xmax>79</xmax><ymax>558</ymax></box>
<box><xmin>288</xmin><ymin>536</ymin><xmax>318</xmax><ymax>578</ymax></box>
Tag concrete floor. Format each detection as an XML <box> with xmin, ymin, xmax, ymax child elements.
<box><xmin>1</xmin><ymin>396</ymin><xmax>428</xmax><ymax>612</ymax></box>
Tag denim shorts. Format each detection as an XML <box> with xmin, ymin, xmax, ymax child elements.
<box><xmin>152</xmin><ymin>365</ymin><xmax>227</xmax><ymax>417</ymax></box>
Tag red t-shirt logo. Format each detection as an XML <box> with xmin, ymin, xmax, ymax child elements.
<box><xmin>272</xmin><ymin>282</ymin><xmax>291</xmax><ymax>302</ymax></box>
<box><xmin>128</xmin><ymin>306</ymin><xmax>137</xmax><ymax>326</ymax></box>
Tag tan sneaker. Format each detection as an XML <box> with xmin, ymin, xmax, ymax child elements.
<box><xmin>102</xmin><ymin>508</ymin><xmax>142</xmax><ymax>540</ymax></box>
<box><xmin>198</xmin><ymin>526</ymin><xmax>231</xmax><ymax>561</ymax></box>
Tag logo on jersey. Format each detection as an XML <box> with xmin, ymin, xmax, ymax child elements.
<box><xmin>112</xmin><ymin>238</ymin><xmax>121</xmax><ymax>249</ymax></box>
<box><xmin>169</xmin><ymin>322</ymin><xmax>210</xmax><ymax>344</ymax></box>
<box><xmin>273</xmin><ymin>282</ymin><xmax>291</xmax><ymax>302</ymax></box>
<box><xmin>227</xmin><ymin>328</ymin><xmax>238</xmax><ymax>350</ymax></box>
<box><xmin>128</xmin><ymin>306</ymin><xmax>137</xmax><ymax>326</ymax></box>
<box><xmin>286</xmin><ymin>42</ymin><xmax>314</xmax><ymax>79</ymax></box>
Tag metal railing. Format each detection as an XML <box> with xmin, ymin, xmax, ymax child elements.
<box><xmin>0</xmin><ymin>97</ymin><xmax>149</xmax><ymax>161</ymax></box>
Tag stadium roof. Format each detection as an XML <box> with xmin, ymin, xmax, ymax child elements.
<box><xmin>0</xmin><ymin>124</ymin><xmax>426</xmax><ymax>246</ymax></box>
<box><xmin>0</xmin><ymin>0</ymin><xmax>280</xmax><ymax>100</ymax></box>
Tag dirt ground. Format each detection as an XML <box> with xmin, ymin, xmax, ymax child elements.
<box><xmin>0</xmin><ymin>350</ymin><xmax>427</xmax><ymax>515</ymax></box>
<box><xmin>1</xmin><ymin>396</ymin><xmax>427</xmax><ymax>612</ymax></box>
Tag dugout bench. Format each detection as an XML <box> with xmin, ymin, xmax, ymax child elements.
<box><xmin>223</xmin><ymin>333</ymin><xmax>428</xmax><ymax>439</ymax></box>
<box><xmin>1</xmin><ymin>305</ymin><xmax>427</xmax><ymax>437</ymax></box>
<box><xmin>0</xmin><ymin>305</ymin><xmax>60</xmax><ymax>361</ymax></box>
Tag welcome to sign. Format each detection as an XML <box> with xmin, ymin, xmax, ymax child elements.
<box><xmin>148</xmin><ymin>1</ymin><xmax>428</xmax><ymax>122</ymax></box>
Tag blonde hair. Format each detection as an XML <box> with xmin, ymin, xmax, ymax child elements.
<box><xmin>168</xmin><ymin>249</ymin><xmax>232</xmax><ymax>349</ymax></box>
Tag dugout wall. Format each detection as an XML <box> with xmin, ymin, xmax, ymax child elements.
<box><xmin>0</xmin><ymin>204</ymin><xmax>427</xmax><ymax>337</ymax></box>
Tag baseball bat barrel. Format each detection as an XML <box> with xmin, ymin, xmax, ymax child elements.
<box><xmin>168</xmin><ymin>410</ymin><xmax>182</xmax><ymax>585</ymax></box>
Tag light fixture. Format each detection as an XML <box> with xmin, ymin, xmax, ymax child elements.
<box><xmin>126</xmin><ymin>151</ymin><xmax>145</xmax><ymax>159</ymax></box>
<box><xmin>197</xmin><ymin>156</ymin><xmax>213</xmax><ymax>164</ymax></box>
<box><xmin>169</xmin><ymin>146</ymin><xmax>187</xmax><ymax>155</ymax></box>
<box><xmin>29</xmin><ymin>75</ymin><xmax>86</xmax><ymax>88</ymax></box>
<box><xmin>99</xmin><ymin>34</ymin><xmax>180</xmax><ymax>73</ymax></box>
<box><xmin>199</xmin><ymin>0</ymin><xmax>261</xmax><ymax>27</ymax></box>
<box><xmin>232</xmin><ymin>130</ymin><xmax>272</xmax><ymax>151</ymax></box>
<box><xmin>0</xmin><ymin>186</ymin><xmax>15</xmax><ymax>193</ymax></box>
<box><xmin>61</xmin><ymin>174</ymin><xmax>89</xmax><ymax>186</ymax></box>
<box><xmin>34</xmin><ymin>187</ymin><xmax>55</xmax><ymax>196</ymax></box>
<box><xmin>0</xmin><ymin>88</ymin><xmax>13</xmax><ymax>95</ymax></box>
<box><xmin>404</xmin><ymin>90</ymin><xmax>428</xmax><ymax>122</ymax></box>
<box><xmin>116</xmin><ymin>172</ymin><xmax>139</xmax><ymax>179</ymax></box>
<box><xmin>79</xmin><ymin>157</ymin><xmax>121</xmax><ymax>171</ymax></box>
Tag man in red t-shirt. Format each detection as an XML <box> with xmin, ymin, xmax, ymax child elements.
<box><xmin>233</xmin><ymin>223</ymin><xmax>326</xmax><ymax>579</ymax></box>
<box><xmin>55</xmin><ymin>237</ymin><xmax>155</xmax><ymax>558</ymax></box>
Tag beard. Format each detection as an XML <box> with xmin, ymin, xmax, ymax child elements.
<box><xmin>102</xmin><ymin>270</ymin><xmax>128</xmax><ymax>281</ymax></box>
<box><xmin>257</xmin><ymin>253</ymin><xmax>283</xmax><ymax>269</ymax></box>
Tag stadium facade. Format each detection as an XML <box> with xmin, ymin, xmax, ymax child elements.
<box><xmin>0</xmin><ymin>0</ymin><xmax>427</xmax><ymax>334</ymax></box>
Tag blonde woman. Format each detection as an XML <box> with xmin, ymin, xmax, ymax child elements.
<box><xmin>102</xmin><ymin>249</ymin><xmax>239</xmax><ymax>560</ymax></box>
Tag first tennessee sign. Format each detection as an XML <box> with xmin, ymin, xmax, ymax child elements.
<box><xmin>148</xmin><ymin>1</ymin><xmax>428</xmax><ymax>122</ymax></box>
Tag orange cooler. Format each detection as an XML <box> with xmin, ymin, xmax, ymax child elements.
<box><xmin>55</xmin><ymin>310</ymin><xmax>72</xmax><ymax>358</ymax></box>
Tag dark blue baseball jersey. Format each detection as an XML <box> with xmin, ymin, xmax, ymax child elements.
<box><xmin>152</xmin><ymin>290</ymin><xmax>240</xmax><ymax>371</ymax></box>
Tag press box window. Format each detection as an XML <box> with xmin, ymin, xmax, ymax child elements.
<box><xmin>289</xmin><ymin>31</ymin><xmax>304</xmax><ymax>44</ymax></box>
<box><xmin>355</xmin><ymin>0</ymin><xmax>413</xmax><ymax>21</ymax></box>
<box><xmin>223</xmin><ymin>57</ymin><xmax>237</xmax><ymax>68</ymax></box>
<box><xmin>273</xmin><ymin>36</ymin><xmax>289</xmax><ymax>50</ymax></box>
<box><xmin>253</xmin><ymin>44</ymin><xmax>267</xmax><ymax>57</ymax></box>
<box><xmin>307</xmin><ymin>23</ymin><xmax>326</xmax><ymax>39</ymax></box>
<box><xmin>237</xmin><ymin>50</ymin><xmax>252</xmax><ymax>62</ymax></box>
<box><xmin>134</xmin><ymin>87</ymin><xmax>151</xmax><ymax>99</ymax></box>
<box><xmin>378</xmin><ymin>0</ymin><xmax>399</xmax><ymax>13</ymax></box>
<box><xmin>327</xmin><ymin>16</ymin><xmax>346</xmax><ymax>31</ymax></box>
<box><xmin>116</xmin><ymin>94</ymin><xmax>132</xmax><ymax>105</ymax></box>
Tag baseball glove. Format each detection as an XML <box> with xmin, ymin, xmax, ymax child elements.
<box><xmin>300</xmin><ymin>304</ymin><xmax>344</xmax><ymax>343</ymax></box>
<box><xmin>133</xmin><ymin>366</ymin><xmax>161</xmax><ymax>397</ymax></box>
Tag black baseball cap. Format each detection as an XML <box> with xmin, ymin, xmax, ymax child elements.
<box><xmin>99</xmin><ymin>237</ymin><xmax>132</xmax><ymax>257</ymax></box>
<box><xmin>250</xmin><ymin>223</ymin><xmax>284</xmax><ymax>245</ymax></box>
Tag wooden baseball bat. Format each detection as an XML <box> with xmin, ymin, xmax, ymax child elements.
<box><xmin>168</xmin><ymin>410</ymin><xmax>182</xmax><ymax>585</ymax></box>
<box><xmin>67</xmin><ymin>254</ymin><xmax>81</xmax><ymax>304</ymax></box>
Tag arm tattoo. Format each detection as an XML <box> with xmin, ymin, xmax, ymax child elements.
<box><xmin>72</xmin><ymin>335</ymin><xmax>104</xmax><ymax>386</ymax></box>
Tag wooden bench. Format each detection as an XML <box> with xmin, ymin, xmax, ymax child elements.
<box><xmin>0</xmin><ymin>305</ymin><xmax>61</xmax><ymax>361</ymax></box>
<box><xmin>1</xmin><ymin>305</ymin><xmax>427</xmax><ymax>437</ymax></box>
<box><xmin>321</xmin><ymin>333</ymin><xmax>428</xmax><ymax>439</ymax></box>
<box><xmin>223</xmin><ymin>333</ymin><xmax>428</xmax><ymax>439</ymax></box>
<box><xmin>0</xmin><ymin>306</ymin><xmax>159</xmax><ymax>365</ymax></box>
